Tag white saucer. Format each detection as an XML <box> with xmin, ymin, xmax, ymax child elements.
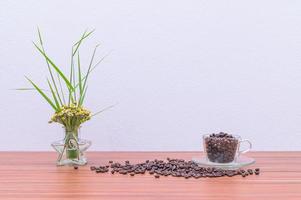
<box><xmin>192</xmin><ymin>156</ymin><xmax>255</xmax><ymax>170</ymax></box>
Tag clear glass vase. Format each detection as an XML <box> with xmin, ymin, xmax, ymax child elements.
<box><xmin>51</xmin><ymin>127</ymin><xmax>92</xmax><ymax>166</ymax></box>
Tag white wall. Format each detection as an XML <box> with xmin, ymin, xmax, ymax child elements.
<box><xmin>0</xmin><ymin>0</ymin><xmax>301</xmax><ymax>151</ymax></box>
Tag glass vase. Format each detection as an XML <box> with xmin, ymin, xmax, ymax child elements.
<box><xmin>51</xmin><ymin>126</ymin><xmax>92</xmax><ymax>166</ymax></box>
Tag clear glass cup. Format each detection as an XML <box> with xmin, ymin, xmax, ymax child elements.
<box><xmin>203</xmin><ymin>134</ymin><xmax>252</xmax><ymax>163</ymax></box>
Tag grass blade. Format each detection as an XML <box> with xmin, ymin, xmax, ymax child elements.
<box><xmin>33</xmin><ymin>42</ymin><xmax>74</xmax><ymax>91</ymax></box>
<box><xmin>88</xmin><ymin>51</ymin><xmax>110</xmax><ymax>74</ymax></box>
<box><xmin>73</xmin><ymin>29</ymin><xmax>94</xmax><ymax>46</ymax></box>
<box><xmin>81</xmin><ymin>44</ymin><xmax>99</xmax><ymax>95</ymax></box>
<box><xmin>37</xmin><ymin>27</ymin><xmax>43</xmax><ymax>45</ymax></box>
<box><xmin>79</xmin><ymin>86</ymin><xmax>87</xmax><ymax>106</ymax></box>
<box><xmin>72</xmin><ymin>30</ymin><xmax>87</xmax><ymax>56</ymax></box>
<box><xmin>25</xmin><ymin>76</ymin><xmax>58</xmax><ymax>111</ymax></box>
<box><xmin>69</xmin><ymin>47</ymin><xmax>77</xmax><ymax>103</ymax></box>
<box><xmin>77</xmin><ymin>52</ymin><xmax>83</xmax><ymax>104</ymax></box>
<box><xmin>47</xmin><ymin>79</ymin><xmax>61</xmax><ymax>110</ymax></box>
<box><xmin>72</xmin><ymin>51</ymin><xmax>110</xmax><ymax>91</ymax></box>
<box><xmin>72</xmin><ymin>57</ymin><xmax>76</xmax><ymax>101</ymax></box>
<box><xmin>70</xmin><ymin>29</ymin><xmax>94</xmax><ymax>102</ymax></box>
<box><xmin>72</xmin><ymin>29</ymin><xmax>95</xmax><ymax>56</ymax></box>
<box><xmin>57</xmin><ymin>74</ymin><xmax>66</xmax><ymax>104</ymax></box>
<box><xmin>91</xmin><ymin>104</ymin><xmax>116</xmax><ymax>117</ymax></box>
<box><xmin>14</xmin><ymin>88</ymin><xmax>50</xmax><ymax>92</ymax></box>
<box><xmin>68</xmin><ymin>49</ymin><xmax>75</xmax><ymax>106</ymax></box>
<box><xmin>36</xmin><ymin>28</ymin><xmax>63</xmax><ymax>106</ymax></box>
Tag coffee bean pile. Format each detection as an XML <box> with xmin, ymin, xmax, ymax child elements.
<box><xmin>205</xmin><ymin>132</ymin><xmax>239</xmax><ymax>163</ymax></box>
<box><xmin>89</xmin><ymin>158</ymin><xmax>260</xmax><ymax>179</ymax></box>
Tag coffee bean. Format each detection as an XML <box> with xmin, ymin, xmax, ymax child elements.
<box><xmin>206</xmin><ymin>167</ymin><xmax>212</xmax><ymax>173</ymax></box>
<box><xmin>130</xmin><ymin>173</ymin><xmax>135</xmax><ymax>176</ymax></box>
<box><xmin>109</xmin><ymin>161</ymin><xmax>113</xmax><ymax>164</ymax></box>
<box><xmin>255</xmin><ymin>168</ymin><xmax>260</xmax><ymax>172</ymax></box>
<box><xmin>119</xmin><ymin>170</ymin><xmax>127</xmax><ymax>175</ymax></box>
<box><xmin>226</xmin><ymin>172</ymin><xmax>234</xmax><ymax>177</ymax></box>
<box><xmin>74</xmin><ymin>166</ymin><xmax>78</xmax><ymax>170</ymax></box>
<box><xmin>255</xmin><ymin>171</ymin><xmax>260</xmax><ymax>175</ymax></box>
<box><xmin>155</xmin><ymin>175</ymin><xmax>160</xmax><ymax>178</ymax></box>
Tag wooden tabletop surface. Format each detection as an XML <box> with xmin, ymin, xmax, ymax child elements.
<box><xmin>0</xmin><ymin>151</ymin><xmax>300</xmax><ymax>200</ymax></box>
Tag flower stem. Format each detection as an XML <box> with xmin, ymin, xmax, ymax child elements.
<box><xmin>64</xmin><ymin>127</ymin><xmax>79</xmax><ymax>160</ymax></box>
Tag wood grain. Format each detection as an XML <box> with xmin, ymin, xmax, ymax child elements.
<box><xmin>0</xmin><ymin>152</ymin><xmax>300</xmax><ymax>200</ymax></box>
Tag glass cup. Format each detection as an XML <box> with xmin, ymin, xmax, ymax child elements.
<box><xmin>203</xmin><ymin>134</ymin><xmax>252</xmax><ymax>163</ymax></box>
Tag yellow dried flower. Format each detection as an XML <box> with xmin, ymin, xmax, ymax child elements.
<box><xmin>50</xmin><ymin>105</ymin><xmax>91</xmax><ymax>128</ymax></box>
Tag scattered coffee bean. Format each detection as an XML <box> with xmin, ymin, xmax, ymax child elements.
<box><xmin>109</xmin><ymin>161</ymin><xmax>113</xmax><ymax>164</ymax></box>
<box><xmin>120</xmin><ymin>170</ymin><xmax>127</xmax><ymax>175</ymax></box>
<box><xmin>255</xmin><ymin>171</ymin><xmax>260</xmax><ymax>175</ymax></box>
<box><xmin>89</xmin><ymin>159</ymin><xmax>260</xmax><ymax>179</ymax></box>
<box><xmin>74</xmin><ymin>166</ymin><xmax>78</xmax><ymax>170</ymax></box>
<box><xmin>226</xmin><ymin>172</ymin><xmax>234</xmax><ymax>177</ymax></box>
<box><xmin>247</xmin><ymin>169</ymin><xmax>253</xmax><ymax>175</ymax></box>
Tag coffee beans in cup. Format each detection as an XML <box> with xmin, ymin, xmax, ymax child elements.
<box><xmin>204</xmin><ymin>132</ymin><xmax>239</xmax><ymax>163</ymax></box>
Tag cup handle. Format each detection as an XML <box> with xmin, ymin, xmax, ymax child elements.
<box><xmin>238</xmin><ymin>139</ymin><xmax>252</xmax><ymax>156</ymax></box>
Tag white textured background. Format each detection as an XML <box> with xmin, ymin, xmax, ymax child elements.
<box><xmin>0</xmin><ymin>0</ymin><xmax>301</xmax><ymax>151</ymax></box>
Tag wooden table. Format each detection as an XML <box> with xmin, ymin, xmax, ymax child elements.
<box><xmin>0</xmin><ymin>152</ymin><xmax>300</xmax><ymax>200</ymax></box>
